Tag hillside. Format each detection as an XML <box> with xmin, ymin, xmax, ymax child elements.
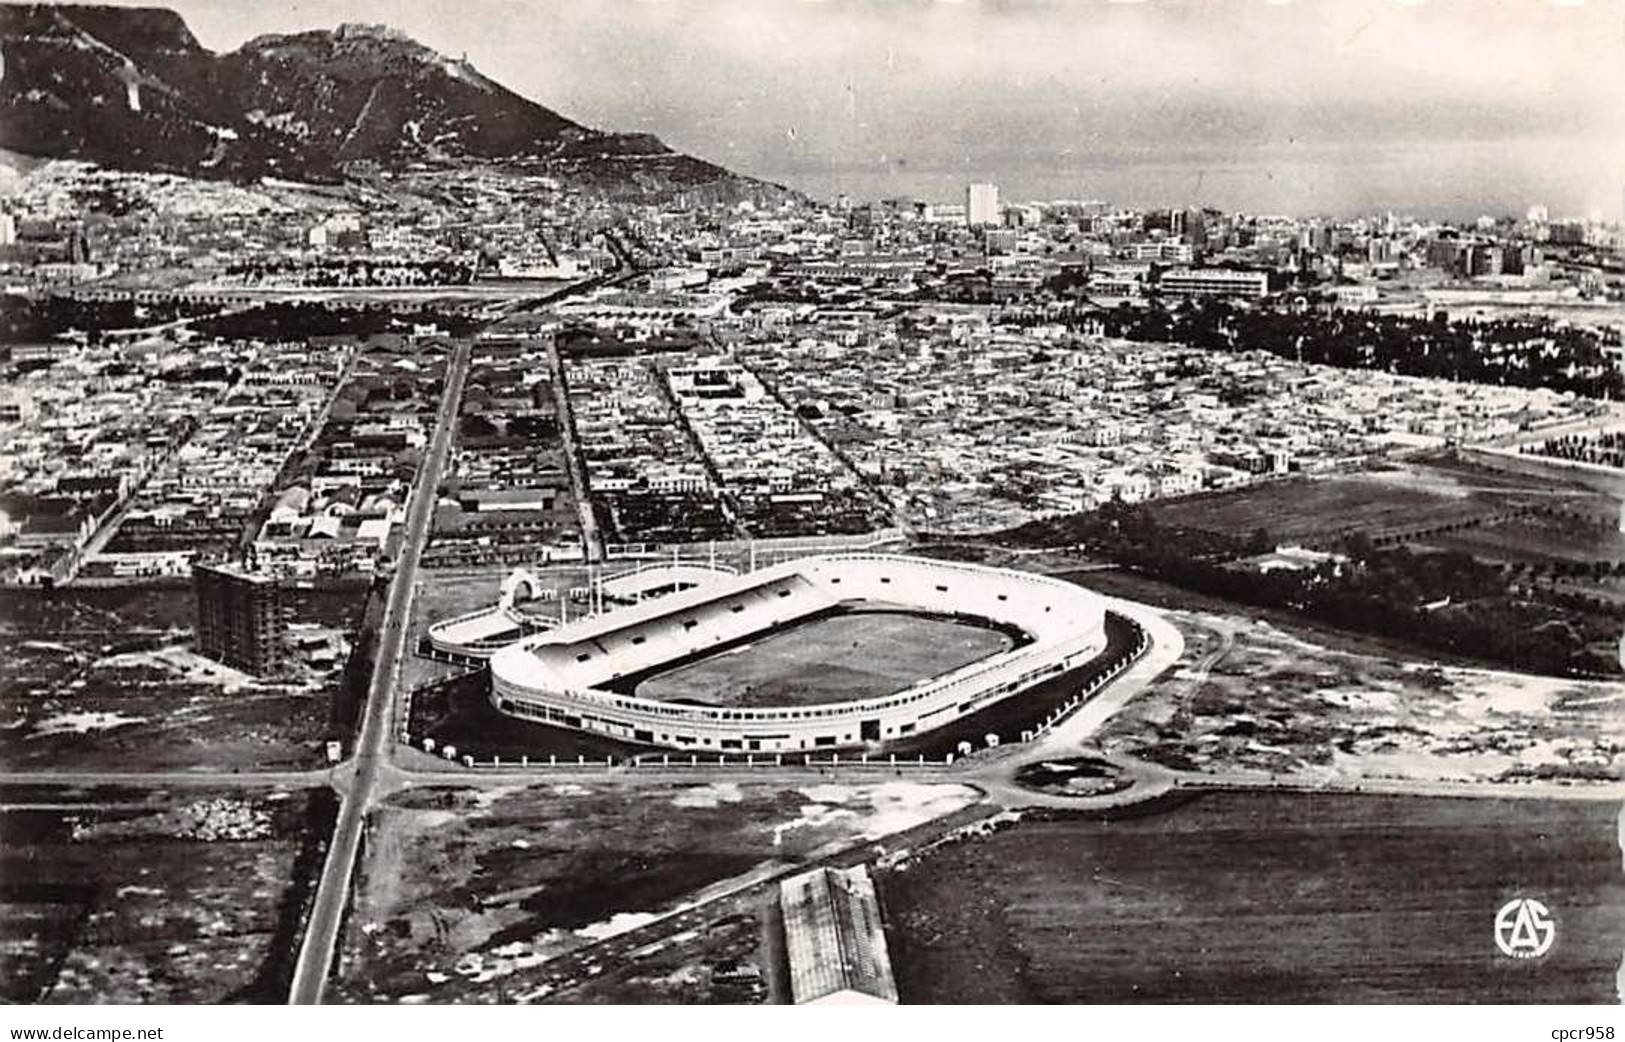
<box><xmin>0</xmin><ymin>4</ymin><xmax>773</xmax><ymax>198</ymax></box>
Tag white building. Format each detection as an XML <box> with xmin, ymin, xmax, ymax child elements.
<box><xmin>966</xmin><ymin>183</ymin><xmax>1001</xmax><ymax>227</ymax></box>
<box><xmin>1159</xmin><ymin>267</ymin><xmax>1270</xmax><ymax>299</ymax></box>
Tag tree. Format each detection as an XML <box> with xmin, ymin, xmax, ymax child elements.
<box><xmin>1342</xmin><ymin>530</ymin><xmax>1376</xmax><ymax>563</ymax></box>
<box><xmin>393</xmin><ymin>447</ymin><xmax>423</xmax><ymax>480</ymax></box>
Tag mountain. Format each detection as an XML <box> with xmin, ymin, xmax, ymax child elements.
<box><xmin>0</xmin><ymin>4</ymin><xmax>775</xmax><ymax>198</ymax></box>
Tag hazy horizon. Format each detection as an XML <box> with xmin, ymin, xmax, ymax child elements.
<box><xmin>83</xmin><ymin>0</ymin><xmax>1625</xmax><ymax>219</ymax></box>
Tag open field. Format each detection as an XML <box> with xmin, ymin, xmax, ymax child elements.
<box><xmin>1097</xmin><ymin>607</ymin><xmax>1624</xmax><ymax>784</ymax></box>
<box><xmin>631</xmin><ymin>609</ymin><xmax>1014</xmax><ymax>708</ymax></box>
<box><xmin>1149</xmin><ymin>458</ymin><xmax>1610</xmax><ymax>546</ymax></box>
<box><xmin>0</xmin><ymin>588</ymin><xmax>358</xmax><ymax>771</ymax></box>
<box><xmin>1061</xmin><ymin>566</ymin><xmax>1560</xmax><ymax>672</ymax></box>
<box><xmin>0</xmin><ymin>650</ymin><xmax>330</xmax><ymax>771</ymax></box>
<box><xmin>1417</xmin><ymin>512</ymin><xmax>1625</xmax><ymax>565</ymax></box>
<box><xmin>0</xmin><ymin>636</ymin><xmax>334</xmax><ymax>771</ymax></box>
<box><xmin>882</xmin><ymin>792</ymin><xmax>1625</xmax><ymax>1003</ymax></box>
<box><xmin>331</xmin><ymin>778</ymin><xmax>980</xmax><ymax>1002</ymax></box>
<box><xmin>1153</xmin><ymin>475</ymin><xmax>1476</xmax><ymax>540</ymax></box>
<box><xmin>0</xmin><ymin>785</ymin><xmax>334</xmax><ymax>1004</ymax></box>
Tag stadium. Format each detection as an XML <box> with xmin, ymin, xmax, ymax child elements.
<box><xmin>425</xmin><ymin>561</ymin><xmax>741</xmax><ymax>660</ymax></box>
<box><xmin>483</xmin><ymin>553</ymin><xmax>1109</xmax><ymax>754</ymax></box>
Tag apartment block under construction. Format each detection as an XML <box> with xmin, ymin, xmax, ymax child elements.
<box><xmin>192</xmin><ymin>563</ymin><xmax>289</xmax><ymax>676</ymax></box>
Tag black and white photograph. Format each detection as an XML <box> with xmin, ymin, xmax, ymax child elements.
<box><xmin>0</xmin><ymin>0</ymin><xmax>1622</xmax><ymax>1018</ymax></box>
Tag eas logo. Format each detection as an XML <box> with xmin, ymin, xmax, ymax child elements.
<box><xmin>1495</xmin><ymin>897</ymin><xmax>1555</xmax><ymax>959</ymax></box>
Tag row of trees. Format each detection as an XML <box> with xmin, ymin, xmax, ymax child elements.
<box><xmin>1</xmin><ymin>295</ymin><xmax>218</xmax><ymax>344</ymax></box>
<box><xmin>1526</xmin><ymin>431</ymin><xmax>1625</xmax><ymax>469</ymax></box>
<box><xmin>1098</xmin><ymin>299</ymin><xmax>1625</xmax><ymax>399</ymax></box>
<box><xmin>223</xmin><ymin>259</ymin><xmax>475</xmax><ymax>288</ymax></box>
<box><xmin>1004</xmin><ymin>500</ymin><xmax>1619</xmax><ymax>678</ymax></box>
<box><xmin>191</xmin><ymin>302</ymin><xmax>479</xmax><ymax>341</ymax></box>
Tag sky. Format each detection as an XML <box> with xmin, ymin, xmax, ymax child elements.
<box><xmin>103</xmin><ymin>0</ymin><xmax>1625</xmax><ymax>218</ymax></box>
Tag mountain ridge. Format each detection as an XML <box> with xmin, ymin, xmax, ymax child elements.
<box><xmin>0</xmin><ymin>3</ymin><xmax>777</xmax><ymax>199</ymax></box>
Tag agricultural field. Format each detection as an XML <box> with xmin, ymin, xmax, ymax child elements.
<box><xmin>0</xmin><ymin>785</ymin><xmax>334</xmax><ymax>1004</ymax></box>
<box><xmin>1148</xmin><ymin>460</ymin><xmax>1570</xmax><ymax>545</ymax></box>
<box><xmin>0</xmin><ymin>588</ymin><xmax>354</xmax><ymax>772</ymax></box>
<box><xmin>1418</xmin><ymin>511</ymin><xmax>1625</xmax><ymax>566</ymax></box>
<box><xmin>331</xmin><ymin>778</ymin><xmax>982</xmax><ymax>1002</ymax></box>
<box><xmin>1096</xmin><ymin>608</ymin><xmax>1625</xmax><ymax>784</ymax></box>
<box><xmin>881</xmin><ymin>793</ymin><xmax>1625</xmax><ymax>1003</ymax></box>
<box><xmin>633</xmin><ymin>609</ymin><xmax>1014</xmax><ymax>708</ymax></box>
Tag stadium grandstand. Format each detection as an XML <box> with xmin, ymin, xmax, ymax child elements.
<box><xmin>426</xmin><ymin>561</ymin><xmax>737</xmax><ymax>660</ymax></box>
<box><xmin>486</xmin><ymin>553</ymin><xmax>1108</xmax><ymax>753</ymax></box>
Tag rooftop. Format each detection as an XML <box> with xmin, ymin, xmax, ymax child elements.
<box><xmin>780</xmin><ymin>864</ymin><xmax>898</xmax><ymax>1005</ymax></box>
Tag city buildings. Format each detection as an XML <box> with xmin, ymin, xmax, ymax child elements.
<box><xmin>3</xmin><ymin>163</ymin><xmax>1621</xmax><ymax>578</ymax></box>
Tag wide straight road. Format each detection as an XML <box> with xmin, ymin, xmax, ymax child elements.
<box><xmin>288</xmin><ymin>340</ymin><xmax>470</xmax><ymax>1004</ymax></box>
<box><xmin>0</xmin><ymin>769</ymin><xmax>332</xmax><ymax>787</ymax></box>
<box><xmin>542</xmin><ymin>332</ymin><xmax>603</xmax><ymax>562</ymax></box>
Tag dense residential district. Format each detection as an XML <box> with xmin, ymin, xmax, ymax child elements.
<box><xmin>5</xmin><ymin>165</ymin><xmax>1624</xmax><ymax>586</ymax></box>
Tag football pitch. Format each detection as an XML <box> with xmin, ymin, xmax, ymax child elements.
<box><xmin>631</xmin><ymin>609</ymin><xmax>1015</xmax><ymax>708</ymax></box>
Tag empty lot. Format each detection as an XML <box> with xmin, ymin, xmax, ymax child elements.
<box><xmin>882</xmin><ymin>791</ymin><xmax>1625</xmax><ymax>1003</ymax></box>
<box><xmin>0</xmin><ymin>785</ymin><xmax>333</xmax><ymax>1004</ymax></box>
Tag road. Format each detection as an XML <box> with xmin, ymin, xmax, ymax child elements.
<box><xmin>543</xmin><ymin>332</ymin><xmax>603</xmax><ymax>562</ymax></box>
<box><xmin>287</xmin><ymin>339</ymin><xmax>470</xmax><ymax>1005</ymax></box>
<box><xmin>967</xmin><ymin>593</ymin><xmax>1188</xmax><ymax>810</ymax></box>
<box><xmin>0</xmin><ymin>769</ymin><xmax>335</xmax><ymax>788</ymax></box>
<box><xmin>1173</xmin><ymin>770</ymin><xmax>1625</xmax><ymax>802</ymax></box>
<box><xmin>1031</xmin><ymin>594</ymin><xmax>1188</xmax><ymax>752</ymax></box>
<box><xmin>62</xmin><ymin>458</ymin><xmax>170</xmax><ymax>581</ymax></box>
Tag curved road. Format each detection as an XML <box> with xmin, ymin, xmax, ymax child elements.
<box><xmin>966</xmin><ymin>593</ymin><xmax>1187</xmax><ymax>810</ymax></box>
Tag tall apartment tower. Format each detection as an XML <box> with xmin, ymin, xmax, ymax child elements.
<box><xmin>193</xmin><ymin>563</ymin><xmax>288</xmax><ymax>676</ymax></box>
<box><xmin>966</xmin><ymin>183</ymin><xmax>1000</xmax><ymax>227</ymax></box>
<box><xmin>66</xmin><ymin>225</ymin><xmax>92</xmax><ymax>264</ymax></box>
